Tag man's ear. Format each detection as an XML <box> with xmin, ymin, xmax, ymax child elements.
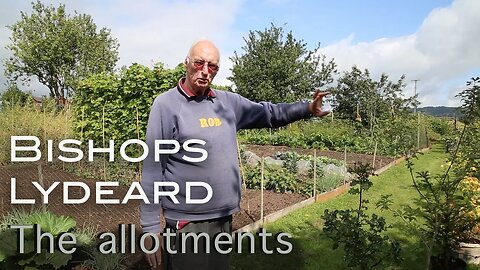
<box><xmin>184</xmin><ymin>57</ymin><xmax>188</xmax><ymax>67</ymax></box>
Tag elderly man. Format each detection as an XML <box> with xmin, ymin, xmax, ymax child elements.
<box><xmin>140</xmin><ymin>40</ymin><xmax>329</xmax><ymax>270</ymax></box>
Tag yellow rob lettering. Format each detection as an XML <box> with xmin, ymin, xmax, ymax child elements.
<box><xmin>199</xmin><ymin>118</ymin><xmax>223</xmax><ymax>127</ymax></box>
<box><xmin>199</xmin><ymin>118</ymin><xmax>208</xmax><ymax>128</ymax></box>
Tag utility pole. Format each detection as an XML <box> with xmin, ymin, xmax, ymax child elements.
<box><xmin>412</xmin><ymin>79</ymin><xmax>420</xmax><ymax>149</ymax></box>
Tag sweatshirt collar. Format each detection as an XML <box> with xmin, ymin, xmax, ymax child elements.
<box><xmin>178</xmin><ymin>78</ymin><xmax>216</xmax><ymax>99</ymax></box>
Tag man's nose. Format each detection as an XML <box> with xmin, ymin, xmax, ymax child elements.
<box><xmin>201</xmin><ymin>63</ymin><xmax>209</xmax><ymax>74</ymax></box>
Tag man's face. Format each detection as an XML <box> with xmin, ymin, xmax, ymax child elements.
<box><xmin>185</xmin><ymin>43</ymin><xmax>219</xmax><ymax>93</ymax></box>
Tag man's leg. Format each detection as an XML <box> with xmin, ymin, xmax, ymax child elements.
<box><xmin>165</xmin><ymin>215</ymin><xmax>232</xmax><ymax>270</ymax></box>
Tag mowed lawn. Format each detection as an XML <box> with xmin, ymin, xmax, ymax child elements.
<box><xmin>231</xmin><ymin>145</ymin><xmax>450</xmax><ymax>270</ymax></box>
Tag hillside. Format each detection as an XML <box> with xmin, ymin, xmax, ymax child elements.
<box><xmin>418</xmin><ymin>106</ymin><xmax>460</xmax><ymax>117</ymax></box>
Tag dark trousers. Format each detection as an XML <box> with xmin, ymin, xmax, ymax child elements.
<box><xmin>164</xmin><ymin>215</ymin><xmax>232</xmax><ymax>270</ymax></box>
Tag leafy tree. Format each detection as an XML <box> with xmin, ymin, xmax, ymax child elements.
<box><xmin>456</xmin><ymin>77</ymin><xmax>480</xmax><ymax>124</ymax></box>
<box><xmin>0</xmin><ymin>84</ymin><xmax>30</xmax><ymax>108</ymax></box>
<box><xmin>323</xmin><ymin>163</ymin><xmax>402</xmax><ymax>269</ymax></box>
<box><xmin>5</xmin><ymin>1</ymin><xmax>119</xmax><ymax>101</ymax></box>
<box><xmin>331</xmin><ymin>66</ymin><xmax>415</xmax><ymax>134</ymax></box>
<box><xmin>73</xmin><ymin>63</ymin><xmax>185</xmax><ymax>149</ymax></box>
<box><xmin>229</xmin><ymin>23</ymin><xmax>336</xmax><ymax>103</ymax></box>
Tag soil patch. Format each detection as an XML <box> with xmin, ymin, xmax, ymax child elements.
<box><xmin>0</xmin><ymin>145</ymin><xmax>387</xmax><ymax>269</ymax></box>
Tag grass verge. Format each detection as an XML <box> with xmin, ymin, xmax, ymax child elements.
<box><xmin>231</xmin><ymin>145</ymin><xmax>452</xmax><ymax>270</ymax></box>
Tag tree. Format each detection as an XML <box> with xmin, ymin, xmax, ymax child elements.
<box><xmin>331</xmin><ymin>66</ymin><xmax>415</xmax><ymax>132</ymax></box>
<box><xmin>0</xmin><ymin>84</ymin><xmax>31</xmax><ymax>108</ymax></box>
<box><xmin>5</xmin><ymin>1</ymin><xmax>119</xmax><ymax>101</ymax></box>
<box><xmin>229</xmin><ymin>23</ymin><xmax>336</xmax><ymax>103</ymax></box>
<box><xmin>456</xmin><ymin>77</ymin><xmax>480</xmax><ymax>124</ymax></box>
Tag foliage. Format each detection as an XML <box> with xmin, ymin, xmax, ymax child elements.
<box><xmin>230</xmin><ymin>23</ymin><xmax>336</xmax><ymax>103</ymax></box>
<box><xmin>456</xmin><ymin>77</ymin><xmax>480</xmax><ymax>123</ymax></box>
<box><xmin>453</xmin><ymin>77</ymin><xmax>480</xmax><ymax>179</ymax></box>
<box><xmin>330</xmin><ymin>66</ymin><xmax>415</xmax><ymax>133</ymax></box>
<box><xmin>275</xmin><ymin>151</ymin><xmax>299</xmax><ymax>174</ymax></box>
<box><xmin>238</xmin><ymin>116</ymin><xmax>428</xmax><ymax>156</ymax></box>
<box><xmin>244</xmin><ymin>163</ymin><xmax>298</xmax><ymax>193</ymax></box>
<box><xmin>81</xmin><ymin>248</ymin><xmax>126</xmax><ymax>270</ymax></box>
<box><xmin>323</xmin><ymin>163</ymin><xmax>402</xmax><ymax>270</ymax></box>
<box><xmin>376</xmin><ymin>77</ymin><xmax>480</xmax><ymax>269</ymax></box>
<box><xmin>459</xmin><ymin>176</ymin><xmax>480</xmax><ymax>241</ymax></box>
<box><xmin>396</xmin><ymin>156</ymin><xmax>477</xmax><ymax>269</ymax></box>
<box><xmin>73</xmin><ymin>63</ymin><xmax>185</xmax><ymax>156</ymax></box>
<box><xmin>5</xmin><ymin>0</ymin><xmax>119</xmax><ymax>100</ymax></box>
<box><xmin>0</xmin><ymin>103</ymin><xmax>73</xmax><ymax>162</ymax></box>
<box><xmin>0</xmin><ymin>209</ymin><xmax>76</xmax><ymax>269</ymax></box>
<box><xmin>0</xmin><ymin>84</ymin><xmax>30</xmax><ymax>108</ymax></box>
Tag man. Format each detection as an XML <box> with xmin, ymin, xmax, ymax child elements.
<box><xmin>140</xmin><ymin>40</ymin><xmax>329</xmax><ymax>270</ymax></box>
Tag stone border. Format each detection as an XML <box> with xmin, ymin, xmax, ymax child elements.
<box><xmin>234</xmin><ymin>148</ymin><xmax>431</xmax><ymax>234</ymax></box>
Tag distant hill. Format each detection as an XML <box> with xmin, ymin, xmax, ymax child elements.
<box><xmin>418</xmin><ymin>106</ymin><xmax>460</xmax><ymax>117</ymax></box>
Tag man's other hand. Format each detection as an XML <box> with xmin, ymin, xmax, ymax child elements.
<box><xmin>308</xmin><ymin>90</ymin><xmax>330</xmax><ymax>117</ymax></box>
<box><xmin>144</xmin><ymin>233</ymin><xmax>163</xmax><ymax>269</ymax></box>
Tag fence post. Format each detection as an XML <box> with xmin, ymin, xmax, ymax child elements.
<box><xmin>136</xmin><ymin>107</ymin><xmax>142</xmax><ymax>181</ymax></box>
<box><xmin>344</xmin><ymin>146</ymin><xmax>347</xmax><ymax>184</ymax></box>
<box><xmin>236</xmin><ymin>140</ymin><xmax>250</xmax><ymax>215</ymax></box>
<box><xmin>313</xmin><ymin>149</ymin><xmax>317</xmax><ymax>202</ymax></box>
<box><xmin>260</xmin><ymin>157</ymin><xmax>264</xmax><ymax>224</ymax></box>
<box><xmin>102</xmin><ymin>106</ymin><xmax>106</xmax><ymax>181</ymax></box>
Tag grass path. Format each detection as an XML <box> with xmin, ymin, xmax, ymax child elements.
<box><xmin>231</xmin><ymin>145</ymin><xmax>449</xmax><ymax>270</ymax></box>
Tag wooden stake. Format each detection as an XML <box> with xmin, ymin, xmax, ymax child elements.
<box><xmin>372</xmin><ymin>141</ymin><xmax>378</xmax><ymax>171</ymax></box>
<box><xmin>236</xmin><ymin>140</ymin><xmax>250</xmax><ymax>215</ymax></box>
<box><xmin>37</xmin><ymin>163</ymin><xmax>46</xmax><ymax>211</ymax></box>
<box><xmin>63</xmin><ymin>109</ymin><xmax>68</xmax><ymax>171</ymax></box>
<box><xmin>43</xmin><ymin>108</ymin><xmax>47</xmax><ymax>159</ymax></box>
<box><xmin>102</xmin><ymin>106</ymin><xmax>106</xmax><ymax>181</ymax></box>
<box><xmin>313</xmin><ymin>149</ymin><xmax>317</xmax><ymax>202</ymax></box>
<box><xmin>136</xmin><ymin>107</ymin><xmax>142</xmax><ymax>181</ymax></box>
<box><xmin>344</xmin><ymin>146</ymin><xmax>347</xmax><ymax>185</ymax></box>
<box><xmin>260</xmin><ymin>158</ymin><xmax>264</xmax><ymax>224</ymax></box>
<box><xmin>81</xmin><ymin>107</ymin><xmax>84</xmax><ymax>142</ymax></box>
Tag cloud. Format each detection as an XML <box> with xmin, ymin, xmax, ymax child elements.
<box><xmin>0</xmin><ymin>0</ymin><xmax>243</xmax><ymax>95</ymax></box>
<box><xmin>321</xmin><ymin>0</ymin><xmax>480</xmax><ymax>106</ymax></box>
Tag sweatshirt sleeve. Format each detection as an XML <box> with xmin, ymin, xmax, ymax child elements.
<box><xmin>140</xmin><ymin>97</ymin><xmax>172</xmax><ymax>234</ymax></box>
<box><xmin>230</xmin><ymin>92</ymin><xmax>312</xmax><ymax>130</ymax></box>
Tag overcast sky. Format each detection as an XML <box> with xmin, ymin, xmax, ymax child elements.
<box><xmin>1</xmin><ymin>0</ymin><xmax>479</xmax><ymax>106</ymax></box>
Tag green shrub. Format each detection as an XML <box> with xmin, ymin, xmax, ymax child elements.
<box><xmin>0</xmin><ymin>209</ymin><xmax>76</xmax><ymax>269</ymax></box>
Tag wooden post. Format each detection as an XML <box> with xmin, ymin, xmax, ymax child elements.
<box><xmin>136</xmin><ymin>107</ymin><xmax>142</xmax><ymax>181</ymax></box>
<box><xmin>63</xmin><ymin>109</ymin><xmax>68</xmax><ymax>171</ymax></box>
<box><xmin>10</xmin><ymin>97</ymin><xmax>14</xmax><ymax>164</ymax></box>
<box><xmin>313</xmin><ymin>149</ymin><xmax>317</xmax><ymax>202</ymax></box>
<box><xmin>43</xmin><ymin>108</ymin><xmax>47</xmax><ymax>159</ymax></box>
<box><xmin>102</xmin><ymin>106</ymin><xmax>106</xmax><ymax>181</ymax></box>
<box><xmin>260</xmin><ymin>158</ymin><xmax>264</xmax><ymax>224</ymax></box>
<box><xmin>372</xmin><ymin>141</ymin><xmax>378</xmax><ymax>171</ymax></box>
<box><xmin>236</xmin><ymin>140</ymin><xmax>250</xmax><ymax>215</ymax></box>
<box><xmin>344</xmin><ymin>146</ymin><xmax>347</xmax><ymax>184</ymax></box>
<box><xmin>425</xmin><ymin>129</ymin><xmax>429</xmax><ymax>148</ymax></box>
<box><xmin>81</xmin><ymin>107</ymin><xmax>84</xmax><ymax>142</ymax></box>
<box><xmin>37</xmin><ymin>163</ymin><xmax>46</xmax><ymax>211</ymax></box>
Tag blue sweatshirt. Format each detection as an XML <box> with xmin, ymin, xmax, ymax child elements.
<box><xmin>140</xmin><ymin>86</ymin><xmax>311</xmax><ymax>233</ymax></box>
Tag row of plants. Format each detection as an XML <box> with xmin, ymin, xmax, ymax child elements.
<box><xmin>242</xmin><ymin>150</ymin><xmax>347</xmax><ymax>196</ymax></box>
<box><xmin>238</xmin><ymin>114</ymin><xmax>441</xmax><ymax>157</ymax></box>
<box><xmin>0</xmin><ymin>208</ymin><xmax>124</xmax><ymax>270</ymax></box>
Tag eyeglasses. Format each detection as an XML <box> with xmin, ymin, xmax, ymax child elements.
<box><xmin>188</xmin><ymin>57</ymin><xmax>219</xmax><ymax>73</ymax></box>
